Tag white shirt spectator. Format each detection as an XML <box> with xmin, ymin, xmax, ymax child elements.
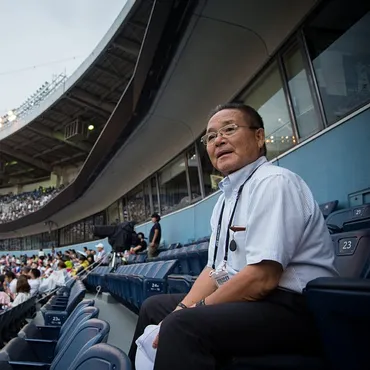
<box><xmin>29</xmin><ymin>279</ymin><xmax>40</xmax><ymax>296</ymax></box>
<box><xmin>12</xmin><ymin>292</ymin><xmax>31</xmax><ymax>307</ymax></box>
<box><xmin>207</xmin><ymin>156</ymin><xmax>338</xmax><ymax>293</ymax></box>
<box><xmin>8</xmin><ymin>279</ymin><xmax>17</xmax><ymax>294</ymax></box>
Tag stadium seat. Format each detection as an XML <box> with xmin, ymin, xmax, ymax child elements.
<box><xmin>21</xmin><ymin>305</ymin><xmax>99</xmax><ymax>362</ymax></box>
<box><xmin>86</xmin><ymin>266</ymin><xmax>111</xmax><ymax>292</ymax></box>
<box><xmin>68</xmin><ymin>343</ymin><xmax>131</xmax><ymax>370</ymax></box>
<box><xmin>0</xmin><ymin>296</ymin><xmax>37</xmax><ymax>348</ymax></box>
<box><xmin>332</xmin><ymin>229</ymin><xmax>370</xmax><ymax>278</ymax></box>
<box><xmin>41</xmin><ymin>281</ymin><xmax>86</xmax><ymax>326</ymax></box>
<box><xmin>0</xmin><ymin>319</ymin><xmax>110</xmax><ymax>369</ymax></box>
<box><xmin>305</xmin><ymin>277</ymin><xmax>370</xmax><ymax>370</ymax></box>
<box><xmin>326</xmin><ymin>203</ymin><xmax>370</xmax><ymax>233</ymax></box>
<box><xmin>19</xmin><ymin>304</ymin><xmax>98</xmax><ymax>343</ymax></box>
<box><xmin>167</xmin><ymin>274</ymin><xmax>196</xmax><ymax>294</ymax></box>
<box><xmin>319</xmin><ymin>200</ymin><xmax>338</xmax><ymax>219</ymax></box>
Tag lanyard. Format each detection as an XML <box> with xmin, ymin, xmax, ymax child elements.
<box><xmin>211</xmin><ymin>164</ymin><xmax>263</xmax><ymax>270</ymax></box>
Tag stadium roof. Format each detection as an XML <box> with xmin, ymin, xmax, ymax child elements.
<box><xmin>0</xmin><ymin>0</ymin><xmax>152</xmax><ymax>187</ymax></box>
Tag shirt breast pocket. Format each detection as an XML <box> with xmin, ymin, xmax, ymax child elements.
<box><xmin>229</xmin><ymin>230</ymin><xmax>247</xmax><ymax>272</ymax></box>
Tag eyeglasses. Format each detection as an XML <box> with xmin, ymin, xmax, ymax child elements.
<box><xmin>200</xmin><ymin>123</ymin><xmax>254</xmax><ymax>146</ymax></box>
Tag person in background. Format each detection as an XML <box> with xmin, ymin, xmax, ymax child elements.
<box><xmin>4</xmin><ymin>271</ymin><xmax>17</xmax><ymax>299</ymax></box>
<box><xmin>8</xmin><ymin>275</ymin><xmax>31</xmax><ymax>307</ymax></box>
<box><xmin>147</xmin><ymin>213</ymin><xmax>161</xmax><ymax>258</ymax></box>
<box><xmin>72</xmin><ymin>255</ymin><xmax>89</xmax><ymax>276</ymax></box>
<box><xmin>96</xmin><ymin>243</ymin><xmax>109</xmax><ymax>266</ymax></box>
<box><xmin>130</xmin><ymin>233</ymin><xmax>147</xmax><ymax>254</ymax></box>
<box><xmin>21</xmin><ymin>266</ymin><xmax>31</xmax><ymax>276</ymax></box>
<box><xmin>0</xmin><ymin>275</ymin><xmax>10</xmax><ymax>308</ymax></box>
<box><xmin>28</xmin><ymin>268</ymin><xmax>41</xmax><ymax>296</ymax></box>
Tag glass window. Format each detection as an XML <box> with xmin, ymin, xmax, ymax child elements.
<box><xmin>159</xmin><ymin>154</ymin><xmax>189</xmax><ymax>215</ymax></box>
<box><xmin>151</xmin><ymin>177</ymin><xmax>160</xmax><ymax>213</ymax></box>
<box><xmin>186</xmin><ymin>145</ymin><xmax>202</xmax><ymax>201</ymax></box>
<box><xmin>107</xmin><ymin>202</ymin><xmax>120</xmax><ymax>225</ymax></box>
<box><xmin>283</xmin><ymin>46</ymin><xmax>321</xmax><ymax>139</ymax></box>
<box><xmin>127</xmin><ymin>185</ymin><xmax>146</xmax><ymax>223</ymax></box>
<box><xmin>305</xmin><ymin>1</ymin><xmax>370</xmax><ymax>124</ymax></box>
<box><xmin>121</xmin><ymin>197</ymin><xmax>130</xmax><ymax>221</ymax></box>
<box><xmin>143</xmin><ymin>180</ymin><xmax>152</xmax><ymax>220</ymax></box>
<box><xmin>243</xmin><ymin>62</ymin><xmax>296</xmax><ymax>159</ymax></box>
<box><xmin>94</xmin><ymin>212</ymin><xmax>105</xmax><ymax>226</ymax></box>
<box><xmin>197</xmin><ymin>142</ymin><xmax>223</xmax><ymax>196</ymax></box>
<box><xmin>85</xmin><ymin>217</ymin><xmax>94</xmax><ymax>240</ymax></box>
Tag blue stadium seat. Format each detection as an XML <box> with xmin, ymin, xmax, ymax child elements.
<box><xmin>305</xmin><ymin>278</ymin><xmax>370</xmax><ymax>370</ymax></box>
<box><xmin>21</xmin><ymin>306</ymin><xmax>99</xmax><ymax>362</ymax></box>
<box><xmin>68</xmin><ymin>343</ymin><xmax>131</xmax><ymax>370</ymax></box>
<box><xmin>0</xmin><ymin>296</ymin><xmax>37</xmax><ymax>347</ymax></box>
<box><xmin>319</xmin><ymin>200</ymin><xmax>338</xmax><ymax>219</ymax></box>
<box><xmin>0</xmin><ymin>319</ymin><xmax>110</xmax><ymax>369</ymax></box>
<box><xmin>332</xmin><ymin>229</ymin><xmax>370</xmax><ymax>278</ymax></box>
<box><xmin>326</xmin><ymin>204</ymin><xmax>370</xmax><ymax>233</ymax></box>
<box><xmin>41</xmin><ymin>281</ymin><xmax>86</xmax><ymax>326</ymax></box>
<box><xmin>167</xmin><ymin>274</ymin><xmax>196</xmax><ymax>294</ymax></box>
<box><xmin>86</xmin><ymin>266</ymin><xmax>111</xmax><ymax>292</ymax></box>
<box><xmin>19</xmin><ymin>304</ymin><xmax>98</xmax><ymax>344</ymax></box>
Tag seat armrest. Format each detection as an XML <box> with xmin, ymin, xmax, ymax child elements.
<box><xmin>25</xmin><ymin>339</ymin><xmax>57</xmax><ymax>363</ymax></box>
<box><xmin>305</xmin><ymin>277</ymin><xmax>370</xmax><ymax>292</ymax></box>
<box><xmin>36</xmin><ymin>326</ymin><xmax>61</xmax><ymax>340</ymax></box>
<box><xmin>9</xmin><ymin>361</ymin><xmax>51</xmax><ymax>370</ymax></box>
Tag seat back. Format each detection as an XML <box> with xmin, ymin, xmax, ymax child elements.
<box><xmin>60</xmin><ymin>299</ymin><xmax>95</xmax><ymax>336</ymax></box>
<box><xmin>0</xmin><ymin>337</ymin><xmax>40</xmax><ymax>364</ymax></box>
<box><xmin>51</xmin><ymin>319</ymin><xmax>110</xmax><ymax>370</ymax></box>
<box><xmin>69</xmin><ymin>343</ymin><xmax>131</xmax><ymax>370</ymax></box>
<box><xmin>319</xmin><ymin>200</ymin><xmax>338</xmax><ymax>219</ymax></box>
<box><xmin>332</xmin><ymin>229</ymin><xmax>370</xmax><ymax>278</ymax></box>
<box><xmin>326</xmin><ymin>204</ymin><xmax>370</xmax><ymax>232</ymax></box>
<box><xmin>55</xmin><ymin>307</ymin><xmax>100</xmax><ymax>355</ymax></box>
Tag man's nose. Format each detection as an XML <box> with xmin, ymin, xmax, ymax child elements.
<box><xmin>214</xmin><ymin>133</ymin><xmax>226</xmax><ymax>146</ymax></box>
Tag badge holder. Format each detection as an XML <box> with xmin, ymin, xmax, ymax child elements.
<box><xmin>210</xmin><ymin>261</ymin><xmax>230</xmax><ymax>287</ymax></box>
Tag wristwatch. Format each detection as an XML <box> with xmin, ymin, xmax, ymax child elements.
<box><xmin>195</xmin><ymin>298</ymin><xmax>206</xmax><ymax>307</ymax></box>
<box><xmin>177</xmin><ymin>302</ymin><xmax>187</xmax><ymax>309</ymax></box>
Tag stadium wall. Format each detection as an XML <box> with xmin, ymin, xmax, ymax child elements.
<box><xmin>136</xmin><ymin>106</ymin><xmax>370</xmax><ymax>245</ymax></box>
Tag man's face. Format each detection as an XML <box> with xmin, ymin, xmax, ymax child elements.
<box><xmin>206</xmin><ymin>109</ymin><xmax>265</xmax><ymax>175</ymax></box>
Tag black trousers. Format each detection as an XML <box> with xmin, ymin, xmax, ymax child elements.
<box><xmin>128</xmin><ymin>290</ymin><xmax>321</xmax><ymax>370</ymax></box>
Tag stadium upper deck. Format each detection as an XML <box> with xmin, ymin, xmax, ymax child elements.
<box><xmin>0</xmin><ymin>0</ymin><xmax>190</xmax><ymax>238</ymax></box>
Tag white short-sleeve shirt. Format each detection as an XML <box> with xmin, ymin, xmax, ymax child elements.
<box><xmin>207</xmin><ymin>156</ymin><xmax>338</xmax><ymax>293</ymax></box>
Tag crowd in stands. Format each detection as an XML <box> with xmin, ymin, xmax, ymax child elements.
<box><xmin>0</xmin><ymin>185</ymin><xmax>64</xmax><ymax>223</ymax></box>
<box><xmin>0</xmin><ymin>242</ymin><xmax>109</xmax><ymax>310</ymax></box>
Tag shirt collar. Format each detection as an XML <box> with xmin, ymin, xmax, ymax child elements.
<box><xmin>219</xmin><ymin>156</ymin><xmax>267</xmax><ymax>194</ymax></box>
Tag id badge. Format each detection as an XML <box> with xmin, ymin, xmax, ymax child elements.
<box><xmin>210</xmin><ymin>268</ymin><xmax>230</xmax><ymax>287</ymax></box>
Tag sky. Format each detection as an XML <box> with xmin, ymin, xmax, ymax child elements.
<box><xmin>0</xmin><ymin>0</ymin><xmax>127</xmax><ymax>115</ymax></box>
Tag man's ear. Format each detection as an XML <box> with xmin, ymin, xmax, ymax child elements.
<box><xmin>255</xmin><ymin>128</ymin><xmax>265</xmax><ymax>149</ymax></box>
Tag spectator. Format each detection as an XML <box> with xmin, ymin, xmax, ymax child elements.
<box><xmin>28</xmin><ymin>268</ymin><xmax>41</xmax><ymax>296</ymax></box>
<box><xmin>128</xmin><ymin>103</ymin><xmax>338</xmax><ymax>369</ymax></box>
<box><xmin>0</xmin><ymin>185</ymin><xmax>63</xmax><ymax>223</ymax></box>
<box><xmin>4</xmin><ymin>271</ymin><xmax>17</xmax><ymax>298</ymax></box>
<box><xmin>21</xmin><ymin>266</ymin><xmax>31</xmax><ymax>276</ymax></box>
<box><xmin>147</xmin><ymin>213</ymin><xmax>161</xmax><ymax>258</ymax></box>
<box><xmin>130</xmin><ymin>233</ymin><xmax>147</xmax><ymax>254</ymax></box>
<box><xmin>8</xmin><ymin>275</ymin><xmax>31</xmax><ymax>307</ymax></box>
<box><xmin>96</xmin><ymin>243</ymin><xmax>109</xmax><ymax>266</ymax></box>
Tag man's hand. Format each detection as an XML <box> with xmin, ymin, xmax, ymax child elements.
<box><xmin>152</xmin><ymin>305</ymin><xmax>184</xmax><ymax>348</ymax></box>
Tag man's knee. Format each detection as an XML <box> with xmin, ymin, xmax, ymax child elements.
<box><xmin>140</xmin><ymin>294</ymin><xmax>167</xmax><ymax>316</ymax></box>
<box><xmin>161</xmin><ymin>308</ymin><xmax>197</xmax><ymax>336</ymax></box>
